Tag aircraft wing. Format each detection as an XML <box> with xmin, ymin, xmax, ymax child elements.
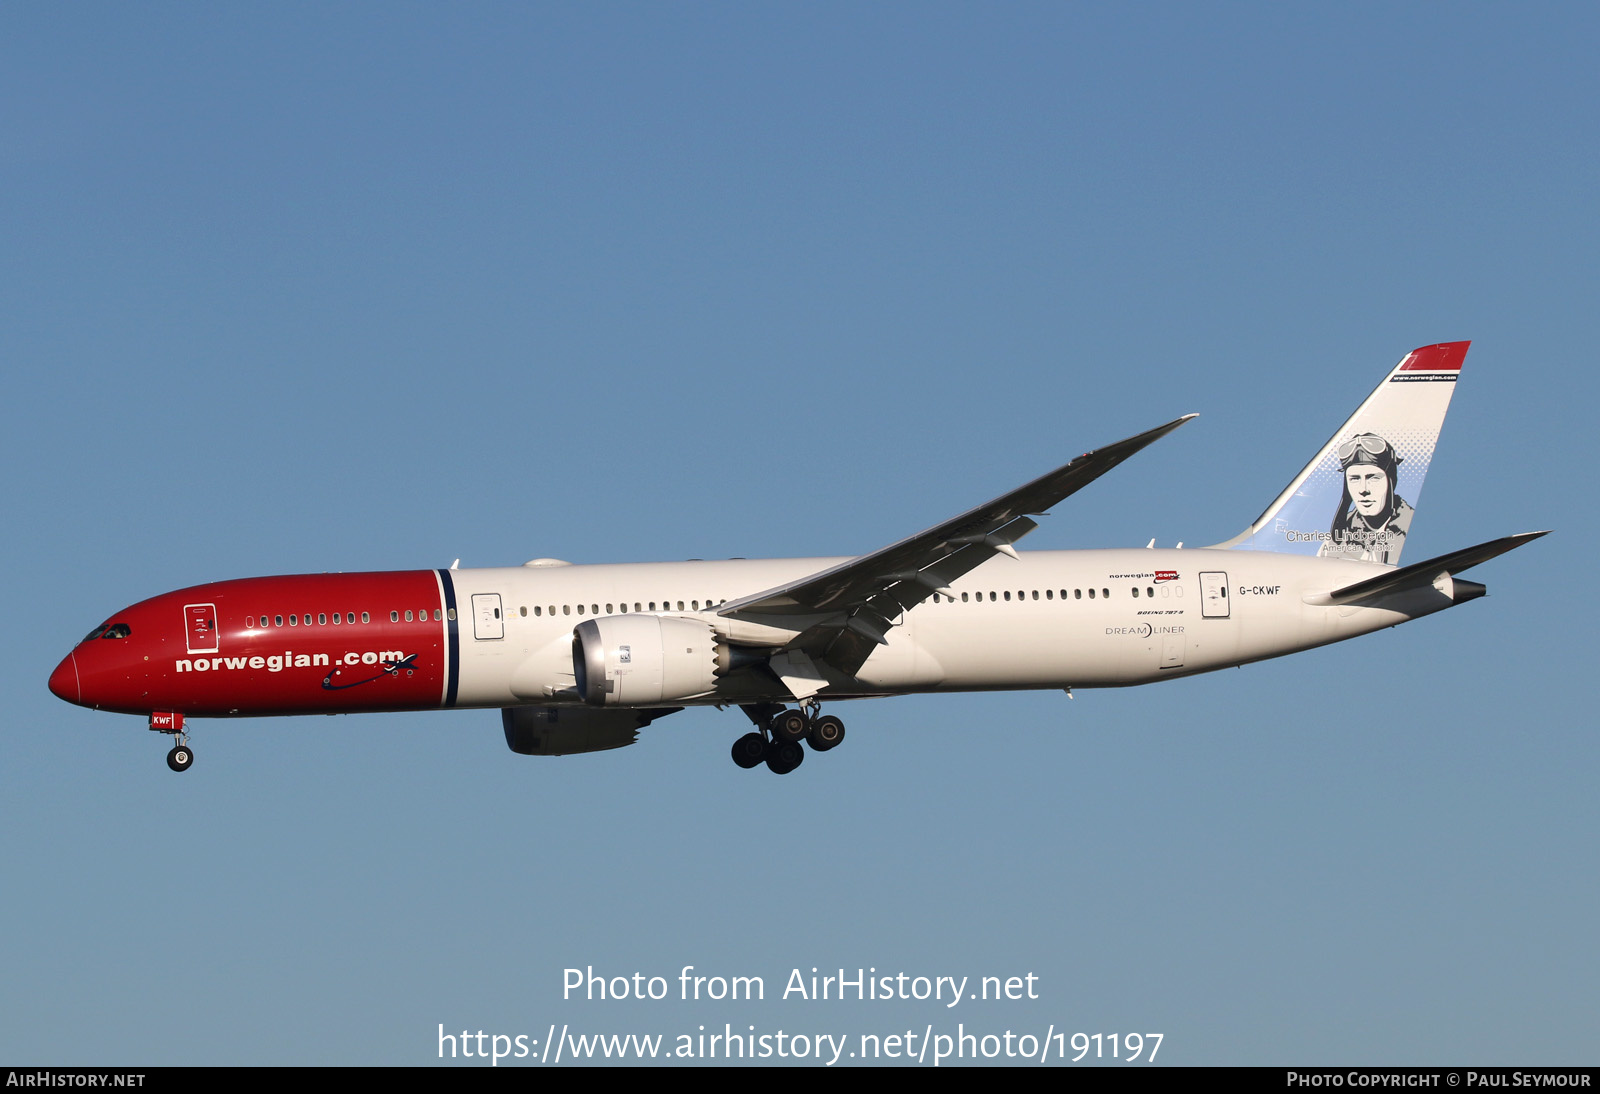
<box><xmin>717</xmin><ymin>414</ymin><xmax>1195</xmax><ymax>674</ymax></box>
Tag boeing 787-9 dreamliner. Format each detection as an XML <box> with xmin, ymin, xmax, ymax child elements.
<box><xmin>49</xmin><ymin>342</ymin><xmax>1545</xmax><ymax>774</ymax></box>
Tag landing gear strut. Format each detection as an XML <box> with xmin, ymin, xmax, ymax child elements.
<box><xmin>730</xmin><ymin>701</ymin><xmax>846</xmax><ymax>774</ymax></box>
<box><xmin>150</xmin><ymin>711</ymin><xmax>193</xmax><ymax>773</ymax></box>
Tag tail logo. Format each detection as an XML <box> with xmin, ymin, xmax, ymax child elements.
<box><xmin>1319</xmin><ymin>433</ymin><xmax>1412</xmax><ymax>565</ymax></box>
<box><xmin>1217</xmin><ymin>342</ymin><xmax>1468</xmax><ymax>567</ymax></box>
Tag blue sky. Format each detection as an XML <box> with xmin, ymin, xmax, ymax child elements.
<box><xmin>3</xmin><ymin>4</ymin><xmax>1594</xmax><ymax>1065</ymax></box>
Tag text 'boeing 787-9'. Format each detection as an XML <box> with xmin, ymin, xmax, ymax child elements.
<box><xmin>50</xmin><ymin>342</ymin><xmax>1545</xmax><ymax>774</ymax></box>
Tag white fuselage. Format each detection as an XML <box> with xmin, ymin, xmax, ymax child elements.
<box><xmin>443</xmin><ymin>549</ymin><xmax>1423</xmax><ymax>709</ymax></box>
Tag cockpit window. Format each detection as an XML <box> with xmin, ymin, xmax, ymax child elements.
<box><xmin>83</xmin><ymin>622</ymin><xmax>131</xmax><ymax>642</ymax></box>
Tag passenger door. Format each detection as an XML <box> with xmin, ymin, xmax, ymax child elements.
<box><xmin>1199</xmin><ymin>572</ymin><xmax>1230</xmax><ymax>619</ymax></box>
<box><xmin>472</xmin><ymin>593</ymin><xmax>504</xmax><ymax>640</ymax></box>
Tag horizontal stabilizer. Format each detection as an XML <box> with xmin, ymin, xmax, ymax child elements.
<box><xmin>1306</xmin><ymin>531</ymin><xmax>1548</xmax><ymax>606</ymax></box>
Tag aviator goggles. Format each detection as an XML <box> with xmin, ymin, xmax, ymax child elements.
<box><xmin>1337</xmin><ymin>434</ymin><xmax>1398</xmax><ymax>464</ymax></box>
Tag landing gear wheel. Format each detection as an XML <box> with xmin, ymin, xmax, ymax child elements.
<box><xmin>166</xmin><ymin>745</ymin><xmax>193</xmax><ymax>772</ymax></box>
<box><xmin>771</xmin><ymin>709</ymin><xmax>810</xmax><ymax>744</ymax></box>
<box><xmin>807</xmin><ymin>715</ymin><xmax>846</xmax><ymax>752</ymax></box>
<box><xmin>765</xmin><ymin>739</ymin><xmax>805</xmax><ymax>775</ymax></box>
<box><xmin>731</xmin><ymin>732</ymin><xmax>767</xmax><ymax>769</ymax></box>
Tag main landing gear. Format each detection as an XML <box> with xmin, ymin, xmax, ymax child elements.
<box><xmin>150</xmin><ymin>712</ymin><xmax>193</xmax><ymax>773</ymax></box>
<box><xmin>730</xmin><ymin>701</ymin><xmax>847</xmax><ymax>775</ymax></box>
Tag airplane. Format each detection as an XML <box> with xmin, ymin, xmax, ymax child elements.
<box><xmin>49</xmin><ymin>341</ymin><xmax>1545</xmax><ymax>774</ymax></box>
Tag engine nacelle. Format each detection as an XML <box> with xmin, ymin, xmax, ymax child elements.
<box><xmin>572</xmin><ymin>615</ymin><xmax>720</xmax><ymax>706</ymax></box>
<box><xmin>502</xmin><ymin>705</ymin><xmax>676</xmax><ymax>756</ymax></box>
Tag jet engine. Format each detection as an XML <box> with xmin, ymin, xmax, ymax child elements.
<box><xmin>501</xmin><ymin>705</ymin><xmax>679</xmax><ymax>756</ymax></box>
<box><xmin>573</xmin><ymin>615</ymin><xmax>755</xmax><ymax>706</ymax></box>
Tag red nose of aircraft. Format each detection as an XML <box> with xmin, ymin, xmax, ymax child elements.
<box><xmin>49</xmin><ymin>652</ymin><xmax>81</xmax><ymax>705</ymax></box>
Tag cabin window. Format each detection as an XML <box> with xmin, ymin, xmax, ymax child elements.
<box><xmin>961</xmin><ymin>592</ymin><xmax>969</xmax><ymax>602</ymax></box>
<box><xmin>289</xmin><ymin>615</ymin><xmax>298</xmax><ymax>626</ymax></box>
<box><xmin>317</xmin><ymin>613</ymin><xmax>326</xmax><ymax>624</ymax></box>
<box><xmin>331</xmin><ymin>613</ymin><xmax>340</xmax><ymax>625</ymax></box>
<box><xmin>1132</xmin><ymin>587</ymin><xmax>1139</xmax><ymax>598</ymax></box>
<box><xmin>1087</xmin><ymin>589</ymin><xmax>1095</xmax><ymax>599</ymax></box>
<box><xmin>989</xmin><ymin>591</ymin><xmax>996</xmax><ymax>602</ymax></box>
<box><xmin>1032</xmin><ymin>590</ymin><xmax>1039</xmax><ymax>600</ymax></box>
<box><xmin>391</xmin><ymin>611</ymin><xmax>399</xmax><ymax>622</ymax></box>
<box><xmin>1103</xmin><ymin>588</ymin><xmax>1110</xmax><ymax>598</ymax></box>
<box><xmin>1045</xmin><ymin>590</ymin><xmax>1053</xmax><ymax>600</ymax></box>
<box><xmin>361</xmin><ymin>612</ymin><xmax>370</xmax><ymax>623</ymax></box>
<box><xmin>1148</xmin><ymin>587</ymin><xmax>1155</xmax><ymax>598</ymax></box>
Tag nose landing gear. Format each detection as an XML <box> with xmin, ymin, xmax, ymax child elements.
<box><xmin>150</xmin><ymin>712</ymin><xmax>193</xmax><ymax>773</ymax></box>
<box><xmin>731</xmin><ymin>701</ymin><xmax>846</xmax><ymax>774</ymax></box>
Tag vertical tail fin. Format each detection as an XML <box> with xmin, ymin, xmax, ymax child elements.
<box><xmin>1210</xmin><ymin>341</ymin><xmax>1468</xmax><ymax>566</ymax></box>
